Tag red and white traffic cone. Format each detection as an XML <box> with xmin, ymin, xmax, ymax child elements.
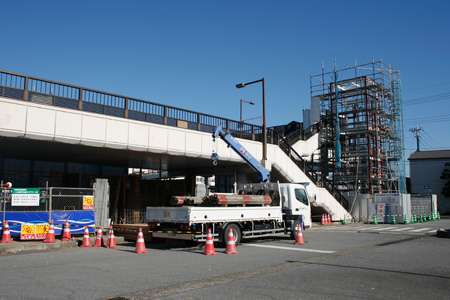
<box><xmin>320</xmin><ymin>214</ymin><xmax>326</xmax><ymax>225</ymax></box>
<box><xmin>43</xmin><ymin>221</ymin><xmax>56</xmax><ymax>243</ymax></box>
<box><xmin>61</xmin><ymin>220</ymin><xmax>72</xmax><ymax>241</ymax></box>
<box><xmin>327</xmin><ymin>214</ymin><xmax>332</xmax><ymax>225</ymax></box>
<box><xmin>133</xmin><ymin>228</ymin><xmax>148</xmax><ymax>254</ymax></box>
<box><xmin>80</xmin><ymin>227</ymin><xmax>92</xmax><ymax>247</ymax></box>
<box><xmin>202</xmin><ymin>228</ymin><xmax>217</xmax><ymax>255</ymax></box>
<box><xmin>1</xmin><ymin>221</ymin><xmax>13</xmax><ymax>243</ymax></box>
<box><xmin>294</xmin><ymin>224</ymin><xmax>305</xmax><ymax>245</ymax></box>
<box><xmin>224</xmin><ymin>228</ymin><xmax>239</xmax><ymax>254</ymax></box>
<box><xmin>105</xmin><ymin>226</ymin><xmax>118</xmax><ymax>249</ymax></box>
<box><xmin>93</xmin><ymin>226</ymin><xmax>104</xmax><ymax>247</ymax></box>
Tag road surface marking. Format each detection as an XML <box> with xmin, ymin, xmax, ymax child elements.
<box><xmin>371</xmin><ymin>226</ymin><xmax>399</xmax><ymax>231</ymax></box>
<box><xmin>409</xmin><ymin>227</ymin><xmax>432</xmax><ymax>232</ymax></box>
<box><xmin>389</xmin><ymin>227</ymin><xmax>412</xmax><ymax>231</ymax></box>
<box><xmin>243</xmin><ymin>243</ymin><xmax>335</xmax><ymax>254</ymax></box>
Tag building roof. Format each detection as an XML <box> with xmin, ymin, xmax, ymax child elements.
<box><xmin>408</xmin><ymin>150</ymin><xmax>450</xmax><ymax>161</ymax></box>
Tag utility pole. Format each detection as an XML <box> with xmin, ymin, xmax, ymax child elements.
<box><xmin>409</xmin><ymin>124</ymin><xmax>423</xmax><ymax>152</ymax></box>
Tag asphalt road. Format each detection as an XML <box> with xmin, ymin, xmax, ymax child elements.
<box><xmin>0</xmin><ymin>219</ymin><xmax>449</xmax><ymax>300</ymax></box>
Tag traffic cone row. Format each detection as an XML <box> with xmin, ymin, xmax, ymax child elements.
<box><xmin>105</xmin><ymin>226</ymin><xmax>118</xmax><ymax>248</ymax></box>
<box><xmin>203</xmin><ymin>228</ymin><xmax>218</xmax><ymax>255</ymax></box>
<box><xmin>94</xmin><ymin>226</ymin><xmax>104</xmax><ymax>247</ymax></box>
<box><xmin>320</xmin><ymin>214</ymin><xmax>332</xmax><ymax>225</ymax></box>
<box><xmin>1</xmin><ymin>221</ymin><xmax>12</xmax><ymax>243</ymax></box>
<box><xmin>61</xmin><ymin>220</ymin><xmax>72</xmax><ymax>241</ymax></box>
<box><xmin>43</xmin><ymin>221</ymin><xmax>56</xmax><ymax>243</ymax></box>
<box><xmin>294</xmin><ymin>224</ymin><xmax>305</xmax><ymax>245</ymax></box>
<box><xmin>224</xmin><ymin>228</ymin><xmax>239</xmax><ymax>254</ymax></box>
<box><xmin>80</xmin><ymin>227</ymin><xmax>92</xmax><ymax>247</ymax></box>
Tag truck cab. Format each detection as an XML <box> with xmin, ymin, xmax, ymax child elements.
<box><xmin>279</xmin><ymin>183</ymin><xmax>312</xmax><ymax>230</ymax></box>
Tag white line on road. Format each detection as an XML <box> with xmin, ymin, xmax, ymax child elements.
<box><xmin>243</xmin><ymin>244</ymin><xmax>336</xmax><ymax>254</ymax></box>
<box><xmin>371</xmin><ymin>226</ymin><xmax>399</xmax><ymax>231</ymax></box>
<box><xmin>389</xmin><ymin>227</ymin><xmax>412</xmax><ymax>231</ymax></box>
<box><xmin>409</xmin><ymin>227</ymin><xmax>433</xmax><ymax>232</ymax></box>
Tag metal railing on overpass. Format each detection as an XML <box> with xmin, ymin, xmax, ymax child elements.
<box><xmin>0</xmin><ymin>70</ymin><xmax>348</xmax><ymax>209</ymax></box>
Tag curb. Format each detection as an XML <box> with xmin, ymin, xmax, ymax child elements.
<box><xmin>0</xmin><ymin>236</ymin><xmax>125</xmax><ymax>255</ymax></box>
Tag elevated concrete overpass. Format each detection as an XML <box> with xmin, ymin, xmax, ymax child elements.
<box><xmin>0</xmin><ymin>70</ymin><xmax>350</xmax><ymax>221</ymax></box>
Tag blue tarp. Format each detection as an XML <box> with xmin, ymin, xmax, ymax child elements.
<box><xmin>1</xmin><ymin>211</ymin><xmax>95</xmax><ymax>236</ymax></box>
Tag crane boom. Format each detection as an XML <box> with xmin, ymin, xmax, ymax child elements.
<box><xmin>212</xmin><ymin>126</ymin><xmax>270</xmax><ymax>182</ymax></box>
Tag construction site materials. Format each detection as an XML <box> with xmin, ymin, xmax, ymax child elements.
<box><xmin>1</xmin><ymin>221</ymin><xmax>12</xmax><ymax>243</ymax></box>
<box><xmin>224</xmin><ymin>228</ymin><xmax>239</xmax><ymax>254</ymax></box>
<box><xmin>170</xmin><ymin>196</ymin><xmax>203</xmax><ymax>206</ymax></box>
<box><xmin>133</xmin><ymin>228</ymin><xmax>148</xmax><ymax>254</ymax></box>
<box><xmin>202</xmin><ymin>229</ymin><xmax>217</xmax><ymax>255</ymax></box>
<box><xmin>171</xmin><ymin>194</ymin><xmax>272</xmax><ymax>206</ymax></box>
<box><xmin>311</xmin><ymin>60</ymin><xmax>405</xmax><ymax>195</ymax></box>
<box><xmin>80</xmin><ymin>227</ymin><xmax>92</xmax><ymax>247</ymax></box>
<box><xmin>203</xmin><ymin>194</ymin><xmax>272</xmax><ymax>206</ymax></box>
<box><xmin>61</xmin><ymin>220</ymin><xmax>72</xmax><ymax>241</ymax></box>
<box><xmin>43</xmin><ymin>221</ymin><xmax>56</xmax><ymax>243</ymax></box>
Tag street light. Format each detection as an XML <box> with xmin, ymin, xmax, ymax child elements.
<box><xmin>240</xmin><ymin>99</ymin><xmax>255</xmax><ymax>122</ymax></box>
<box><xmin>236</xmin><ymin>78</ymin><xmax>267</xmax><ymax>161</ymax></box>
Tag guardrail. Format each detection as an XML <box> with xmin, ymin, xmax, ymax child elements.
<box><xmin>0</xmin><ymin>69</ymin><xmax>347</xmax><ymax>209</ymax></box>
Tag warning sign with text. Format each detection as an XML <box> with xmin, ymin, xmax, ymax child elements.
<box><xmin>21</xmin><ymin>223</ymin><xmax>49</xmax><ymax>240</ymax></box>
<box><xmin>83</xmin><ymin>196</ymin><xmax>94</xmax><ymax>210</ymax></box>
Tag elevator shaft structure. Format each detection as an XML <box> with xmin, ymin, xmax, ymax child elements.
<box><xmin>310</xmin><ymin>59</ymin><xmax>406</xmax><ymax>194</ymax></box>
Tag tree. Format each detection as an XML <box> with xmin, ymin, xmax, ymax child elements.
<box><xmin>440</xmin><ymin>162</ymin><xmax>450</xmax><ymax>197</ymax></box>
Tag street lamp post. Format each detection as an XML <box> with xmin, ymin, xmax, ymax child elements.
<box><xmin>240</xmin><ymin>99</ymin><xmax>255</xmax><ymax>122</ymax></box>
<box><xmin>236</xmin><ymin>78</ymin><xmax>267</xmax><ymax>161</ymax></box>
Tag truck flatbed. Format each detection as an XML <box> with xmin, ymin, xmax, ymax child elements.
<box><xmin>146</xmin><ymin>206</ymin><xmax>283</xmax><ymax>225</ymax></box>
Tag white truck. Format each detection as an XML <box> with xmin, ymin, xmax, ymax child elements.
<box><xmin>146</xmin><ymin>126</ymin><xmax>313</xmax><ymax>244</ymax></box>
<box><xmin>146</xmin><ymin>182</ymin><xmax>312</xmax><ymax>244</ymax></box>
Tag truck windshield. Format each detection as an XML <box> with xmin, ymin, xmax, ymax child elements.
<box><xmin>295</xmin><ymin>189</ymin><xmax>308</xmax><ymax>206</ymax></box>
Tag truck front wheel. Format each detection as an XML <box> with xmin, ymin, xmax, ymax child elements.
<box><xmin>223</xmin><ymin>223</ymin><xmax>242</xmax><ymax>245</ymax></box>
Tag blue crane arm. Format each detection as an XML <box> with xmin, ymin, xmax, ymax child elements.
<box><xmin>212</xmin><ymin>126</ymin><xmax>270</xmax><ymax>182</ymax></box>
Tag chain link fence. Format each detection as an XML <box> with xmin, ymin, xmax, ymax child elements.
<box><xmin>1</xmin><ymin>186</ymin><xmax>94</xmax><ymax>223</ymax></box>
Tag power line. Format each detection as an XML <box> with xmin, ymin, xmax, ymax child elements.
<box><xmin>404</xmin><ymin>114</ymin><xmax>450</xmax><ymax>125</ymax></box>
<box><xmin>403</xmin><ymin>92</ymin><xmax>450</xmax><ymax>106</ymax></box>
<box><xmin>403</xmin><ymin>82</ymin><xmax>450</xmax><ymax>92</ymax></box>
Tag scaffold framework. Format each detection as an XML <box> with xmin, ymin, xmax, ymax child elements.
<box><xmin>310</xmin><ymin>59</ymin><xmax>406</xmax><ymax>194</ymax></box>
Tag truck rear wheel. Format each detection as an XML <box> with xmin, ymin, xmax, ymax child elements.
<box><xmin>223</xmin><ymin>223</ymin><xmax>242</xmax><ymax>245</ymax></box>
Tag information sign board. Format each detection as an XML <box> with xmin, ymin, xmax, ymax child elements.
<box><xmin>11</xmin><ymin>188</ymin><xmax>40</xmax><ymax>206</ymax></box>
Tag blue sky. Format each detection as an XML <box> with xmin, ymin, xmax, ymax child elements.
<box><xmin>1</xmin><ymin>1</ymin><xmax>450</xmax><ymax>173</ymax></box>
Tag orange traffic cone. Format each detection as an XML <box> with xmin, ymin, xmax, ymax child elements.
<box><xmin>202</xmin><ymin>228</ymin><xmax>217</xmax><ymax>255</ymax></box>
<box><xmin>1</xmin><ymin>221</ymin><xmax>12</xmax><ymax>243</ymax></box>
<box><xmin>93</xmin><ymin>226</ymin><xmax>104</xmax><ymax>247</ymax></box>
<box><xmin>294</xmin><ymin>224</ymin><xmax>305</xmax><ymax>245</ymax></box>
<box><xmin>80</xmin><ymin>227</ymin><xmax>92</xmax><ymax>247</ymax></box>
<box><xmin>320</xmin><ymin>214</ymin><xmax>326</xmax><ymax>225</ymax></box>
<box><xmin>43</xmin><ymin>221</ymin><xmax>56</xmax><ymax>243</ymax></box>
<box><xmin>105</xmin><ymin>225</ymin><xmax>118</xmax><ymax>248</ymax></box>
<box><xmin>328</xmin><ymin>214</ymin><xmax>332</xmax><ymax>225</ymax></box>
<box><xmin>134</xmin><ymin>228</ymin><xmax>148</xmax><ymax>253</ymax></box>
<box><xmin>224</xmin><ymin>228</ymin><xmax>239</xmax><ymax>254</ymax></box>
<box><xmin>61</xmin><ymin>220</ymin><xmax>72</xmax><ymax>241</ymax></box>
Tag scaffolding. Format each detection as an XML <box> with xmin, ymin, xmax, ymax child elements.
<box><xmin>310</xmin><ymin>59</ymin><xmax>406</xmax><ymax>194</ymax></box>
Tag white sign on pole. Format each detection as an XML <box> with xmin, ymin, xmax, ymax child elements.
<box><xmin>11</xmin><ymin>188</ymin><xmax>40</xmax><ymax>206</ymax></box>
